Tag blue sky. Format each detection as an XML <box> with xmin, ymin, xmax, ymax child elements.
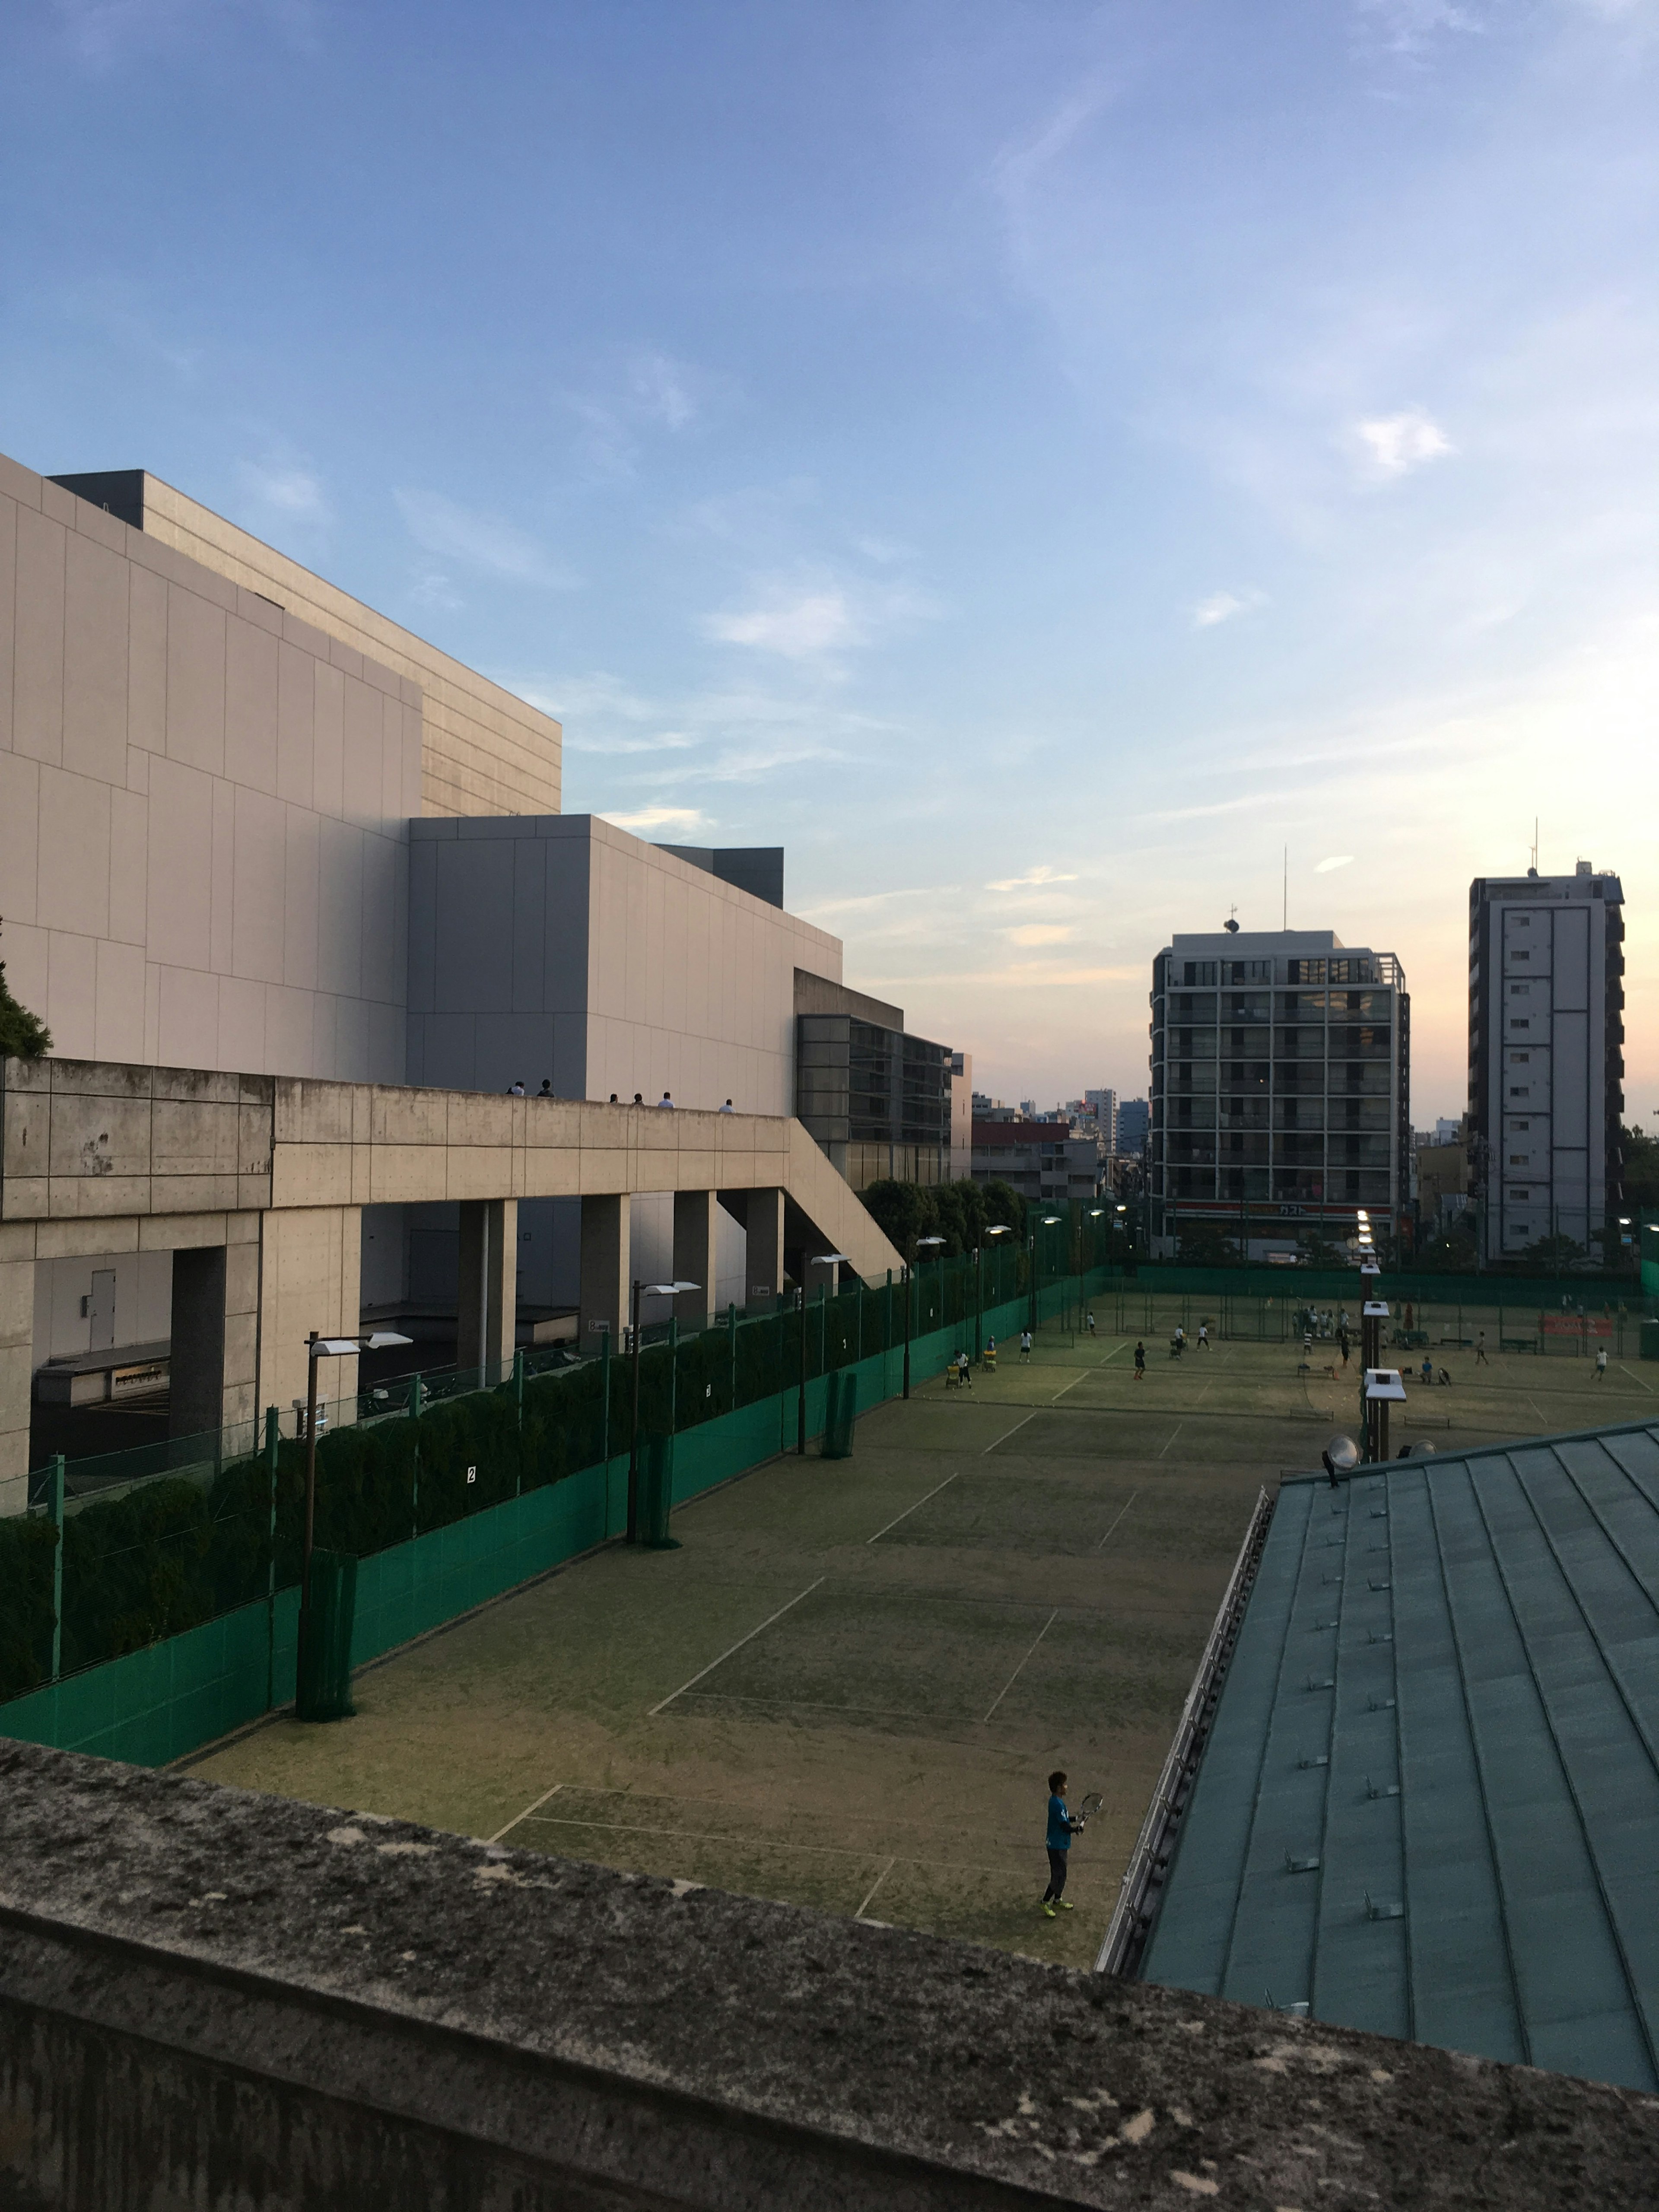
<box><xmin>3</xmin><ymin>0</ymin><xmax>1656</xmax><ymax>1120</ymax></box>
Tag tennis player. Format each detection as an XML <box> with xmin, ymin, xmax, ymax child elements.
<box><xmin>1042</xmin><ymin>1770</ymin><xmax>1081</xmax><ymax>1915</ymax></box>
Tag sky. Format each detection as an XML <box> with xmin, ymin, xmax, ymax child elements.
<box><xmin>2</xmin><ymin>0</ymin><xmax>1656</xmax><ymax>1123</ymax></box>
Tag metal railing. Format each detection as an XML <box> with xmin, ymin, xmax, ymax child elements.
<box><xmin>1095</xmin><ymin>1483</ymin><xmax>1276</xmax><ymax>1978</ymax></box>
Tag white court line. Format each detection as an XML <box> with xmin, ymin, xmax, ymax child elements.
<box><xmin>648</xmin><ymin>1579</ymin><xmax>826</xmax><ymax>1716</ymax></box>
<box><xmin>983</xmin><ymin>1609</ymin><xmax>1058</xmax><ymax>1723</ymax></box>
<box><xmin>487</xmin><ymin>1781</ymin><xmax>564</xmax><ymax>1846</ymax></box>
<box><xmin>1157</xmin><ymin>1423</ymin><xmax>1184</xmax><ymax>1459</ymax></box>
<box><xmin>983</xmin><ymin>1410</ymin><xmax>1039</xmax><ymax>1455</ymax></box>
<box><xmin>867</xmin><ymin>1473</ymin><xmax>958</xmax><ymax>1543</ymax></box>
<box><xmin>1096</xmin><ymin>1490</ymin><xmax>1141</xmax><ymax>1551</ymax></box>
<box><xmin>855</xmin><ymin>1858</ymin><xmax>896</xmax><ymax>1920</ymax></box>
<box><xmin>1619</xmin><ymin>1365</ymin><xmax>1654</xmax><ymax>1394</ymax></box>
<box><xmin>1051</xmin><ymin>1339</ymin><xmax>1126</xmax><ymax>1404</ymax></box>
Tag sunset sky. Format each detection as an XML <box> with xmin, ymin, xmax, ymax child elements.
<box><xmin>3</xmin><ymin>0</ymin><xmax>1655</xmax><ymax>1122</ymax></box>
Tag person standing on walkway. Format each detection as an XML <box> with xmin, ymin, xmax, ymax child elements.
<box><xmin>658</xmin><ymin>1090</ymin><xmax>675</xmax><ymax>1108</ymax></box>
<box><xmin>1134</xmin><ymin>1340</ymin><xmax>1146</xmax><ymax>1381</ymax></box>
<box><xmin>1475</xmin><ymin>1330</ymin><xmax>1489</xmax><ymax>1366</ymax></box>
<box><xmin>720</xmin><ymin>1098</ymin><xmax>735</xmax><ymax>1113</ymax></box>
<box><xmin>1041</xmin><ymin>1770</ymin><xmax>1081</xmax><ymax>1917</ymax></box>
<box><xmin>1020</xmin><ymin>1329</ymin><xmax>1033</xmax><ymax>1363</ymax></box>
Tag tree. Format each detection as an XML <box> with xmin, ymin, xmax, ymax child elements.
<box><xmin>1176</xmin><ymin>1220</ymin><xmax>1240</xmax><ymax>1267</ymax></box>
<box><xmin>1523</xmin><ymin>1233</ymin><xmax>1588</xmax><ymax>1269</ymax></box>
<box><xmin>0</xmin><ymin>925</ymin><xmax>51</xmax><ymax>1061</ymax></box>
<box><xmin>1622</xmin><ymin>1123</ymin><xmax>1659</xmax><ymax>1214</ymax></box>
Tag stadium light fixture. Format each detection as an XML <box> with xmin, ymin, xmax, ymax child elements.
<box><xmin>299</xmin><ymin>1327</ymin><xmax>412</xmax><ymax>1705</ymax></box>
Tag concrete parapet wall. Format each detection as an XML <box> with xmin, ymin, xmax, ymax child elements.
<box><xmin>1</xmin><ymin>1741</ymin><xmax>1656</xmax><ymax>2211</ymax></box>
<box><xmin>0</xmin><ymin>1057</ymin><xmax>900</xmax><ymax>1283</ymax></box>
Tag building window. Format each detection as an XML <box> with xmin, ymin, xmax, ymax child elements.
<box><xmin>1509</xmin><ymin>1154</ymin><xmax>1528</xmax><ymax>1165</ymax></box>
<box><xmin>1512</xmin><ymin>1019</ymin><xmax>1530</xmax><ymax>1030</ymax></box>
<box><xmin>1509</xmin><ymin>1085</ymin><xmax>1529</xmax><ymax>1097</ymax></box>
<box><xmin>1510</xmin><ymin>1051</ymin><xmax>1530</xmax><ymax>1064</ymax></box>
<box><xmin>1509</xmin><ymin>984</ymin><xmax>1529</xmax><ymax>996</ymax></box>
<box><xmin>1512</xmin><ymin>950</ymin><xmax>1530</xmax><ymax>960</ymax></box>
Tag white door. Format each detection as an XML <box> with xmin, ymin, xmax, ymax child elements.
<box><xmin>89</xmin><ymin>1268</ymin><xmax>116</xmax><ymax>1353</ymax></box>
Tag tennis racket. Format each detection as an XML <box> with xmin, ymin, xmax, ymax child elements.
<box><xmin>1077</xmin><ymin>1790</ymin><xmax>1104</xmax><ymax>1827</ymax></box>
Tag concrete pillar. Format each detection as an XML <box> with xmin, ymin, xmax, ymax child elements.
<box><xmin>579</xmin><ymin>1194</ymin><xmax>629</xmax><ymax>1359</ymax></box>
<box><xmin>741</xmin><ymin>1189</ymin><xmax>785</xmax><ymax>1311</ymax></box>
<box><xmin>0</xmin><ymin>1226</ymin><xmax>33</xmax><ymax>1517</ymax></box>
<box><xmin>458</xmin><ymin>1198</ymin><xmax>517</xmax><ymax>1374</ymax></box>
<box><xmin>672</xmin><ymin>1191</ymin><xmax>718</xmax><ymax>1333</ymax></box>
<box><xmin>169</xmin><ymin>1247</ymin><xmax>226</xmax><ymax>1442</ymax></box>
<box><xmin>252</xmin><ymin>1207</ymin><xmax>362</xmax><ymax>1436</ymax></box>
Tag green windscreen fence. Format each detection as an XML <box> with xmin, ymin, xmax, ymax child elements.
<box><xmin>0</xmin><ymin>1220</ymin><xmax>1106</xmax><ymax>1769</ymax></box>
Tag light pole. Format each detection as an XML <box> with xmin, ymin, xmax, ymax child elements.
<box><xmin>299</xmin><ymin>1328</ymin><xmax>410</xmax><ymax>1693</ymax></box>
<box><xmin>1086</xmin><ymin>1207</ymin><xmax>1104</xmax><ymax>1317</ymax></box>
<box><xmin>1031</xmin><ymin>1215</ymin><xmax>1060</xmax><ymax>1335</ymax></box>
<box><xmin>916</xmin><ymin>1233</ymin><xmax>946</xmax><ymax>1369</ymax></box>
<box><xmin>629</xmin><ymin>1280</ymin><xmax>699</xmax><ymax>1541</ymax></box>
<box><xmin>801</xmin><ymin>1253</ymin><xmax>849</xmax><ymax>1454</ymax></box>
<box><xmin>982</xmin><ymin>1224</ymin><xmax>1012</xmax><ymax>1358</ymax></box>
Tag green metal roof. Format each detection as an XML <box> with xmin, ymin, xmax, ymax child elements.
<box><xmin>1138</xmin><ymin>1417</ymin><xmax>1659</xmax><ymax>2090</ymax></box>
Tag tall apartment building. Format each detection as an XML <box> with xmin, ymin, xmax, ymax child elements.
<box><xmin>1467</xmin><ymin>864</ymin><xmax>1624</xmax><ymax>1262</ymax></box>
<box><xmin>1148</xmin><ymin>928</ymin><xmax>1410</xmax><ymax>1256</ymax></box>
<box><xmin>1083</xmin><ymin>1088</ymin><xmax>1119</xmax><ymax>1148</ymax></box>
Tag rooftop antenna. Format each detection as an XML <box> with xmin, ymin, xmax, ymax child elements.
<box><xmin>1282</xmin><ymin>847</ymin><xmax>1288</xmax><ymax>932</ymax></box>
<box><xmin>1531</xmin><ymin>817</ymin><xmax>1539</xmax><ymax>873</ymax></box>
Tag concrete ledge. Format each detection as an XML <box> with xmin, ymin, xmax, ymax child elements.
<box><xmin>2</xmin><ymin>1743</ymin><xmax>1657</xmax><ymax>2209</ymax></box>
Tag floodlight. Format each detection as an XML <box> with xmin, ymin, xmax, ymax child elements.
<box><xmin>361</xmin><ymin>1331</ymin><xmax>413</xmax><ymax>1350</ymax></box>
<box><xmin>986</xmin><ymin>1224</ymin><xmax>1012</xmax><ymax>1236</ymax></box>
<box><xmin>917</xmin><ymin>1235</ymin><xmax>947</xmax><ymax>1248</ymax></box>
<box><xmin>1362</xmin><ymin>1300</ymin><xmax>1389</xmax><ymax>1319</ymax></box>
<box><xmin>644</xmin><ymin>1281</ymin><xmax>700</xmax><ymax>1296</ymax></box>
<box><xmin>1042</xmin><ymin>1215</ymin><xmax>1061</xmax><ymax>1225</ymax></box>
<box><xmin>1322</xmin><ymin>1435</ymin><xmax>1359</xmax><ymax>1476</ymax></box>
<box><xmin>809</xmin><ymin>1252</ymin><xmax>850</xmax><ymax>1267</ymax></box>
<box><xmin>310</xmin><ymin>1338</ymin><xmax>363</xmax><ymax>1357</ymax></box>
<box><xmin>1364</xmin><ymin>1368</ymin><xmax>1408</xmax><ymax>1402</ymax></box>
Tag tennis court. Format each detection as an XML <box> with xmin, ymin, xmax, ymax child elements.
<box><xmin>189</xmin><ymin>1321</ymin><xmax>1657</xmax><ymax>1968</ymax></box>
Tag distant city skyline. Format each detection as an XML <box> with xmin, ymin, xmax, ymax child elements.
<box><xmin>3</xmin><ymin>1</ymin><xmax>1653</xmax><ymax>1123</ymax></box>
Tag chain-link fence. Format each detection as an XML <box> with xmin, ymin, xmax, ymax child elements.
<box><xmin>0</xmin><ymin>1230</ymin><xmax>1103</xmax><ymax>1729</ymax></box>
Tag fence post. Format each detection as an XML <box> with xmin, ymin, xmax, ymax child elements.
<box><xmin>50</xmin><ymin>1453</ymin><xmax>66</xmax><ymax>1684</ymax></box>
<box><xmin>263</xmin><ymin>1407</ymin><xmax>280</xmax><ymax>1712</ymax></box>
<box><xmin>600</xmin><ymin>1325</ymin><xmax>612</xmax><ymax>1470</ymax></box>
<box><xmin>728</xmin><ymin>1302</ymin><xmax>738</xmax><ymax>1411</ymax></box>
<box><xmin>409</xmin><ymin>1372</ymin><xmax>423</xmax><ymax>1539</ymax></box>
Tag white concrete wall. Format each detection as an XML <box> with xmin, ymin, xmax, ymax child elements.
<box><xmin>407</xmin><ymin>814</ymin><xmax>844</xmax><ymax>1113</ymax></box>
<box><xmin>0</xmin><ymin>449</ymin><xmax>418</xmax><ymax>1082</ymax></box>
<box><xmin>31</xmin><ymin>1248</ymin><xmax>173</xmax><ymax>1363</ymax></box>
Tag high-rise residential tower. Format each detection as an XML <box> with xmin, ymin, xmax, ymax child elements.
<box><xmin>1467</xmin><ymin>863</ymin><xmax>1625</xmax><ymax>1263</ymax></box>
<box><xmin>1148</xmin><ymin>928</ymin><xmax>1410</xmax><ymax>1257</ymax></box>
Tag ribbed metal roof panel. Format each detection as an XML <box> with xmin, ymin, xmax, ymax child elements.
<box><xmin>1138</xmin><ymin>1417</ymin><xmax>1659</xmax><ymax>2090</ymax></box>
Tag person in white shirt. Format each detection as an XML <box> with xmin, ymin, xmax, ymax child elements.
<box><xmin>658</xmin><ymin>1091</ymin><xmax>674</xmax><ymax>1108</ymax></box>
<box><xmin>720</xmin><ymin>1098</ymin><xmax>735</xmax><ymax>1113</ymax></box>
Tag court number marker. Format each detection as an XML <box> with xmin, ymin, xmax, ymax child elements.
<box><xmin>866</xmin><ymin>1473</ymin><xmax>957</xmax><ymax>1543</ymax></box>
<box><xmin>982</xmin><ymin>1411</ymin><xmax>1038</xmax><ymax>1454</ymax></box>
<box><xmin>983</xmin><ymin>1608</ymin><xmax>1058</xmax><ymax>1723</ymax></box>
<box><xmin>855</xmin><ymin>1858</ymin><xmax>896</xmax><ymax>1920</ymax></box>
<box><xmin>648</xmin><ymin>1577</ymin><xmax>826</xmax><ymax>1716</ymax></box>
<box><xmin>486</xmin><ymin>1780</ymin><xmax>565</xmax><ymax>1847</ymax></box>
<box><xmin>1096</xmin><ymin>1489</ymin><xmax>1141</xmax><ymax>1551</ymax></box>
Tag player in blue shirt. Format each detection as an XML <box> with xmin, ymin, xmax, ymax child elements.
<box><xmin>1042</xmin><ymin>1769</ymin><xmax>1082</xmax><ymax>1916</ymax></box>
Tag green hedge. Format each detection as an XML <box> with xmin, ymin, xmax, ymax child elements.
<box><xmin>0</xmin><ymin>1262</ymin><xmax>1051</xmax><ymax>1707</ymax></box>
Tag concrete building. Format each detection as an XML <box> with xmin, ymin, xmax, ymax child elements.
<box><xmin>1116</xmin><ymin>1097</ymin><xmax>1149</xmax><ymax>1155</ymax></box>
<box><xmin>1083</xmin><ymin>1088</ymin><xmax>1118</xmax><ymax>1149</ymax></box>
<box><xmin>0</xmin><ymin>444</ymin><xmax>937</xmax><ymax>1493</ymax></box>
<box><xmin>969</xmin><ymin>1119</ymin><xmax>1100</xmax><ymax>1207</ymax></box>
<box><xmin>792</xmin><ymin>977</ymin><xmax>954</xmax><ymax>1192</ymax></box>
<box><xmin>948</xmin><ymin>1051</ymin><xmax>973</xmax><ymax>1180</ymax></box>
<box><xmin>1147</xmin><ymin>927</ymin><xmax>1410</xmax><ymax>1258</ymax></box>
<box><xmin>1467</xmin><ymin>864</ymin><xmax>1625</xmax><ymax>1263</ymax></box>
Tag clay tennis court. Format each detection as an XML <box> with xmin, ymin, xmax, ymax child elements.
<box><xmin>190</xmin><ymin>1324</ymin><xmax>1653</xmax><ymax>1968</ymax></box>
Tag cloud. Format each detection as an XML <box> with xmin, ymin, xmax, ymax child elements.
<box><xmin>237</xmin><ymin>458</ymin><xmax>327</xmax><ymax>520</ymax></box>
<box><xmin>1315</xmin><ymin>854</ymin><xmax>1357</xmax><ymax>873</ymax></box>
<box><xmin>798</xmin><ymin>886</ymin><xmax>951</xmax><ymax>920</ymax></box>
<box><xmin>1007</xmin><ymin>924</ymin><xmax>1077</xmax><ymax>947</ymax></box>
<box><xmin>706</xmin><ymin>588</ymin><xmax>860</xmax><ymax>659</ymax></box>
<box><xmin>629</xmin><ymin>350</ymin><xmax>696</xmax><ymax>431</ymax></box>
<box><xmin>1193</xmin><ymin>590</ymin><xmax>1264</xmax><ymax>629</ymax></box>
<box><xmin>1355</xmin><ymin>410</ymin><xmax>1455</xmax><ymax>477</ymax></box>
<box><xmin>985</xmin><ymin>865</ymin><xmax>1080</xmax><ymax>892</ymax></box>
<box><xmin>394</xmin><ymin>490</ymin><xmax>576</xmax><ymax>589</ymax></box>
<box><xmin>1136</xmin><ymin>792</ymin><xmax>1278</xmax><ymax>824</ymax></box>
<box><xmin>600</xmin><ymin>806</ymin><xmax>709</xmax><ymax>836</ymax></box>
<box><xmin>57</xmin><ymin>0</ymin><xmax>317</xmax><ymax>65</ymax></box>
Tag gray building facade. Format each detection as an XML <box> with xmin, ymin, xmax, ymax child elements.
<box><xmin>1467</xmin><ymin>864</ymin><xmax>1625</xmax><ymax>1263</ymax></box>
<box><xmin>1148</xmin><ymin>928</ymin><xmax>1410</xmax><ymax>1256</ymax></box>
